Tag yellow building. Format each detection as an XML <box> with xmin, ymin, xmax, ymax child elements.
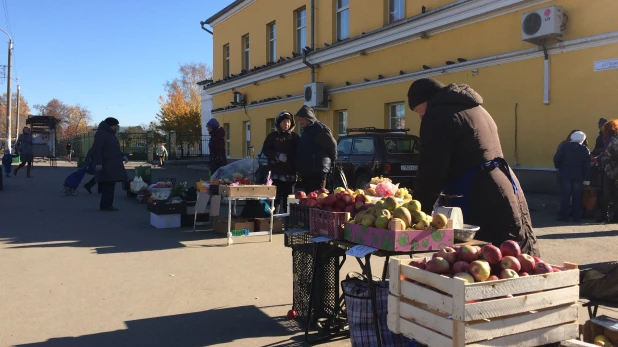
<box><xmin>200</xmin><ymin>0</ymin><xmax>618</xmax><ymax>177</ymax></box>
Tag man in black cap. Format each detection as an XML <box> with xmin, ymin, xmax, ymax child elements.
<box><xmin>89</xmin><ymin>117</ymin><xmax>128</xmax><ymax>211</ymax></box>
<box><xmin>294</xmin><ymin>105</ymin><xmax>337</xmax><ymax>193</ymax></box>
<box><xmin>408</xmin><ymin>78</ymin><xmax>539</xmax><ymax>256</ymax></box>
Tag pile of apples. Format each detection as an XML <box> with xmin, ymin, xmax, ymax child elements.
<box><xmin>295</xmin><ymin>187</ymin><xmax>368</xmax><ymax>213</ymax></box>
<box><xmin>410</xmin><ymin>240</ymin><xmax>558</xmax><ymax>283</ymax></box>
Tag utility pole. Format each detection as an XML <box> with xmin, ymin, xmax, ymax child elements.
<box><xmin>0</xmin><ymin>29</ymin><xmax>12</xmax><ymax>150</ymax></box>
<box><xmin>15</xmin><ymin>82</ymin><xmax>19</xmax><ymax>137</ymax></box>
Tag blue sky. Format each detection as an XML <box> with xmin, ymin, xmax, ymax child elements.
<box><xmin>3</xmin><ymin>0</ymin><xmax>233</xmax><ymax>126</ymax></box>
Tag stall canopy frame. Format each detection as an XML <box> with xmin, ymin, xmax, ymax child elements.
<box><xmin>25</xmin><ymin>115</ymin><xmax>60</xmax><ymax>167</ymax></box>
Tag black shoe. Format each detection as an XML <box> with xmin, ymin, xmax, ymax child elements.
<box><xmin>84</xmin><ymin>185</ymin><xmax>92</xmax><ymax>194</ymax></box>
<box><xmin>100</xmin><ymin>207</ymin><xmax>119</xmax><ymax>211</ymax></box>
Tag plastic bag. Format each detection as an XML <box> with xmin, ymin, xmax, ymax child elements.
<box><xmin>375</xmin><ymin>181</ymin><xmax>399</xmax><ymax>197</ymax></box>
<box><xmin>580</xmin><ymin>261</ymin><xmax>618</xmax><ymax>303</ymax></box>
<box><xmin>211</xmin><ymin>158</ymin><xmax>259</xmax><ymax>183</ymax></box>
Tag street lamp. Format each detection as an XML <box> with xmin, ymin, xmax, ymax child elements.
<box><xmin>0</xmin><ymin>28</ymin><xmax>12</xmax><ymax>150</ymax></box>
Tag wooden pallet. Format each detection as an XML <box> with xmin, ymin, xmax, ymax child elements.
<box><xmin>388</xmin><ymin>258</ymin><xmax>580</xmax><ymax>347</ymax></box>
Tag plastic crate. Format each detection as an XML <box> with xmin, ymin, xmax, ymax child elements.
<box><xmin>135</xmin><ymin>165</ymin><xmax>152</xmax><ymax>181</ymax></box>
<box><xmin>289</xmin><ymin>203</ymin><xmax>314</xmax><ymax>228</ymax></box>
<box><xmin>309</xmin><ymin>209</ymin><xmax>350</xmax><ymax>239</ymax></box>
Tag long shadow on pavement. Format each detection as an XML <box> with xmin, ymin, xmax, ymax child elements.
<box><xmin>537</xmin><ymin>229</ymin><xmax>618</xmax><ymax>240</ymax></box>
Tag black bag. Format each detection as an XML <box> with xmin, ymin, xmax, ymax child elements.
<box><xmin>580</xmin><ymin>261</ymin><xmax>618</xmax><ymax>303</ymax></box>
<box><xmin>326</xmin><ymin>164</ymin><xmax>348</xmax><ymax>192</ymax></box>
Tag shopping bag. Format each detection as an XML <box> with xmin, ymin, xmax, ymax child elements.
<box><xmin>583</xmin><ymin>185</ymin><xmax>598</xmax><ymax>211</ymax></box>
<box><xmin>342</xmin><ymin>273</ymin><xmax>410</xmax><ymax>347</ymax></box>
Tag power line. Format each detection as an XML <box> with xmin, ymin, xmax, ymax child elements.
<box><xmin>2</xmin><ymin>0</ymin><xmax>12</xmax><ymax>37</ymax></box>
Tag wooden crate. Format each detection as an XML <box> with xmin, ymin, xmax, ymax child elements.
<box><xmin>387</xmin><ymin>258</ymin><xmax>580</xmax><ymax>347</ymax></box>
<box><xmin>219</xmin><ymin>185</ymin><xmax>276</xmax><ymax>198</ymax></box>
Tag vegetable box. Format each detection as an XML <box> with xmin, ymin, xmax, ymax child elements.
<box><xmin>343</xmin><ymin>222</ymin><xmax>454</xmax><ymax>252</ymax></box>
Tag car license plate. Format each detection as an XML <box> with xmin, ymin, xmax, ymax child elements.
<box><xmin>401</xmin><ymin>165</ymin><xmax>418</xmax><ymax>171</ymax></box>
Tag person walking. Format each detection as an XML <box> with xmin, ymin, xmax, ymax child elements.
<box><xmin>156</xmin><ymin>143</ymin><xmax>168</xmax><ymax>167</ymax></box>
<box><xmin>294</xmin><ymin>105</ymin><xmax>337</xmax><ymax>193</ymax></box>
<box><xmin>554</xmin><ymin>131</ymin><xmax>591</xmax><ymax>222</ymax></box>
<box><xmin>90</xmin><ymin>117</ymin><xmax>128</xmax><ymax>211</ymax></box>
<box><xmin>14</xmin><ymin>126</ymin><xmax>34</xmax><ymax>178</ymax></box>
<box><xmin>262</xmin><ymin>111</ymin><xmax>300</xmax><ymax>213</ymax></box>
<box><xmin>83</xmin><ymin>147</ymin><xmax>97</xmax><ymax>194</ymax></box>
<box><xmin>206</xmin><ymin>118</ymin><xmax>227</xmax><ymax>176</ymax></box>
<box><xmin>407</xmin><ymin>78</ymin><xmax>540</xmax><ymax>256</ymax></box>
<box><xmin>66</xmin><ymin>142</ymin><xmax>72</xmax><ymax>162</ymax></box>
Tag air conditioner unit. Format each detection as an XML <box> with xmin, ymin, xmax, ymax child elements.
<box><xmin>304</xmin><ymin>82</ymin><xmax>324</xmax><ymax>107</ymax></box>
<box><xmin>522</xmin><ymin>5</ymin><xmax>564</xmax><ymax>43</ymax></box>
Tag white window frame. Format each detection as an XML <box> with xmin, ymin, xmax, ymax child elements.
<box><xmin>337</xmin><ymin>110</ymin><xmax>348</xmax><ymax>137</ymax></box>
<box><xmin>242</xmin><ymin>35</ymin><xmax>250</xmax><ymax>71</ymax></box>
<box><xmin>224</xmin><ymin>123</ymin><xmax>230</xmax><ymax>157</ymax></box>
<box><xmin>389</xmin><ymin>103</ymin><xmax>406</xmax><ymax>130</ymax></box>
<box><xmin>296</xmin><ymin>8</ymin><xmax>307</xmax><ymax>53</ymax></box>
<box><xmin>268</xmin><ymin>22</ymin><xmax>276</xmax><ymax>63</ymax></box>
<box><xmin>336</xmin><ymin>0</ymin><xmax>350</xmax><ymax>41</ymax></box>
<box><xmin>389</xmin><ymin>0</ymin><xmax>405</xmax><ymax>23</ymax></box>
<box><xmin>223</xmin><ymin>44</ymin><xmax>230</xmax><ymax>78</ymax></box>
<box><xmin>267</xmin><ymin>118</ymin><xmax>276</xmax><ymax>134</ymax></box>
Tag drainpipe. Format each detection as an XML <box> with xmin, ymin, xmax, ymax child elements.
<box><xmin>311</xmin><ymin>0</ymin><xmax>315</xmax><ymax>50</ymax></box>
<box><xmin>303</xmin><ymin>50</ymin><xmax>316</xmax><ymax>83</ymax></box>
<box><xmin>200</xmin><ymin>21</ymin><xmax>213</xmax><ymax>35</ymax></box>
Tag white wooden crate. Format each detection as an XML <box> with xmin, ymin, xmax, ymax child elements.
<box><xmin>387</xmin><ymin>258</ymin><xmax>580</xmax><ymax>347</ymax></box>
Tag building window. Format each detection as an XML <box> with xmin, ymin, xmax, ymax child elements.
<box><xmin>389</xmin><ymin>103</ymin><xmax>406</xmax><ymax>129</ymax></box>
<box><xmin>223</xmin><ymin>44</ymin><xmax>230</xmax><ymax>78</ymax></box>
<box><xmin>267</xmin><ymin>118</ymin><xmax>276</xmax><ymax>134</ymax></box>
<box><xmin>268</xmin><ymin>22</ymin><xmax>276</xmax><ymax>63</ymax></box>
<box><xmin>224</xmin><ymin>123</ymin><xmax>230</xmax><ymax>157</ymax></box>
<box><xmin>336</xmin><ymin>0</ymin><xmax>349</xmax><ymax>41</ymax></box>
<box><xmin>389</xmin><ymin>0</ymin><xmax>405</xmax><ymax>23</ymax></box>
<box><xmin>337</xmin><ymin>110</ymin><xmax>348</xmax><ymax>136</ymax></box>
<box><xmin>296</xmin><ymin>8</ymin><xmax>307</xmax><ymax>53</ymax></box>
<box><xmin>242</xmin><ymin>35</ymin><xmax>250</xmax><ymax>71</ymax></box>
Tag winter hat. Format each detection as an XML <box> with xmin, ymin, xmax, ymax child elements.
<box><xmin>206</xmin><ymin>118</ymin><xmax>220</xmax><ymax>129</ymax></box>
<box><xmin>4</xmin><ymin>148</ymin><xmax>10</xmax><ymax>154</ymax></box>
<box><xmin>570</xmin><ymin>131</ymin><xmax>586</xmax><ymax>144</ymax></box>
<box><xmin>407</xmin><ymin>78</ymin><xmax>446</xmax><ymax>110</ymax></box>
<box><xmin>276</xmin><ymin>111</ymin><xmax>295</xmax><ymax>131</ymax></box>
<box><xmin>599</xmin><ymin>118</ymin><xmax>608</xmax><ymax>128</ymax></box>
<box><xmin>294</xmin><ymin>105</ymin><xmax>317</xmax><ymax>125</ymax></box>
<box><xmin>103</xmin><ymin>117</ymin><xmax>120</xmax><ymax>126</ymax></box>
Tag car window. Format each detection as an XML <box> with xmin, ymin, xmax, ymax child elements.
<box><xmin>337</xmin><ymin>137</ymin><xmax>353</xmax><ymax>156</ymax></box>
<box><xmin>352</xmin><ymin>137</ymin><xmax>374</xmax><ymax>154</ymax></box>
<box><xmin>384</xmin><ymin>137</ymin><xmax>419</xmax><ymax>154</ymax></box>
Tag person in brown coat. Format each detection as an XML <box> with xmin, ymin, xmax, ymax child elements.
<box><xmin>408</xmin><ymin>78</ymin><xmax>540</xmax><ymax>256</ymax></box>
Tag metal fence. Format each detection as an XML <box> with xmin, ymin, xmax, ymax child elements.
<box><xmin>172</xmin><ymin>133</ymin><xmax>210</xmax><ymax>159</ymax></box>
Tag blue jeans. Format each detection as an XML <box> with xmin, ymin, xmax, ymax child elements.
<box><xmin>559</xmin><ymin>178</ymin><xmax>583</xmax><ymax>221</ymax></box>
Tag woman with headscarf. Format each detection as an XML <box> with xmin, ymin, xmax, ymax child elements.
<box><xmin>206</xmin><ymin>118</ymin><xmax>227</xmax><ymax>176</ymax></box>
<box><xmin>553</xmin><ymin>131</ymin><xmax>591</xmax><ymax>222</ymax></box>
<box><xmin>407</xmin><ymin>78</ymin><xmax>540</xmax><ymax>256</ymax></box>
<box><xmin>14</xmin><ymin>126</ymin><xmax>34</xmax><ymax>178</ymax></box>
<box><xmin>262</xmin><ymin>111</ymin><xmax>300</xmax><ymax>213</ymax></box>
<box><xmin>596</xmin><ymin>119</ymin><xmax>618</xmax><ymax>220</ymax></box>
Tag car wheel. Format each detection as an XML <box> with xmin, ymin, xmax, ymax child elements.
<box><xmin>355</xmin><ymin>173</ymin><xmax>371</xmax><ymax>190</ymax></box>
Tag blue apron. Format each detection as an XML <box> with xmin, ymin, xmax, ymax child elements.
<box><xmin>442</xmin><ymin>157</ymin><xmax>518</xmax><ymax>221</ymax></box>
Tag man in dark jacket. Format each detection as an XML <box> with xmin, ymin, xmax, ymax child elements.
<box><xmin>207</xmin><ymin>118</ymin><xmax>227</xmax><ymax>176</ymax></box>
<box><xmin>554</xmin><ymin>131</ymin><xmax>591</xmax><ymax>222</ymax></box>
<box><xmin>408</xmin><ymin>78</ymin><xmax>540</xmax><ymax>256</ymax></box>
<box><xmin>262</xmin><ymin>111</ymin><xmax>300</xmax><ymax>212</ymax></box>
<box><xmin>294</xmin><ymin>105</ymin><xmax>337</xmax><ymax>193</ymax></box>
<box><xmin>593</xmin><ymin>118</ymin><xmax>608</xmax><ymax>156</ymax></box>
<box><xmin>90</xmin><ymin>117</ymin><xmax>128</xmax><ymax>211</ymax></box>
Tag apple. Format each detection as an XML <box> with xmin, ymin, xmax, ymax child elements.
<box><xmin>518</xmin><ymin>272</ymin><xmax>529</xmax><ymax>277</ymax></box>
<box><xmin>533</xmin><ymin>256</ymin><xmax>544</xmax><ymax>264</ymax></box>
<box><xmin>334</xmin><ymin>187</ymin><xmax>345</xmax><ymax>194</ymax></box>
<box><xmin>309</xmin><ymin>192</ymin><xmax>318</xmax><ymax>200</ymax></box>
<box><xmin>487</xmin><ymin>275</ymin><xmax>500</xmax><ymax>281</ymax></box>
<box><xmin>326</xmin><ymin>195</ymin><xmax>338</xmax><ymax>207</ymax></box>
<box><xmin>480</xmin><ymin>245</ymin><xmax>502</xmax><ymax>265</ymax></box>
<box><xmin>343</xmin><ymin>205</ymin><xmax>355</xmax><ymax>213</ymax></box>
<box><xmin>295</xmin><ymin>191</ymin><xmax>307</xmax><ymax>199</ymax></box>
<box><xmin>299</xmin><ymin>198</ymin><xmax>308</xmax><ymax>205</ymax></box>
<box><xmin>517</xmin><ymin>254</ymin><xmax>536</xmax><ymax>273</ymax></box>
<box><xmin>500</xmin><ymin>269</ymin><xmax>519</xmax><ymax>279</ymax></box>
<box><xmin>287</xmin><ymin>309</ymin><xmax>297</xmax><ymax>319</ymax></box>
<box><xmin>354</xmin><ymin>201</ymin><xmax>365</xmax><ymax>210</ymax></box>
<box><xmin>345</xmin><ymin>189</ymin><xmax>355</xmax><ymax>196</ymax></box>
<box><xmin>318</xmin><ymin>188</ymin><xmax>329</xmax><ymax>194</ymax></box>
<box><xmin>468</xmin><ymin>260</ymin><xmax>491</xmax><ymax>282</ymax></box>
<box><xmin>318</xmin><ymin>193</ymin><xmax>328</xmax><ymax>199</ymax></box>
<box><xmin>552</xmin><ymin>267</ymin><xmax>562</xmax><ymax>272</ymax></box>
<box><xmin>336</xmin><ymin>192</ymin><xmax>346</xmax><ymax>201</ymax></box>
<box><xmin>342</xmin><ymin>194</ymin><xmax>354</xmax><ymax>205</ymax></box>
<box><xmin>500</xmin><ymin>240</ymin><xmax>521</xmax><ymax>258</ymax></box>
<box><xmin>452</xmin><ymin>261</ymin><xmax>470</xmax><ymax>274</ymax></box>
<box><xmin>534</xmin><ymin>262</ymin><xmax>553</xmax><ymax>275</ymax></box>
<box><xmin>437</xmin><ymin>247</ymin><xmax>458</xmax><ymax>265</ymax></box>
<box><xmin>335</xmin><ymin>201</ymin><xmax>346</xmax><ymax>210</ymax></box>
<box><xmin>426</xmin><ymin>257</ymin><xmax>450</xmax><ymax>274</ymax></box>
<box><xmin>323</xmin><ymin>206</ymin><xmax>334</xmax><ymax>212</ymax></box>
<box><xmin>458</xmin><ymin>245</ymin><xmax>480</xmax><ymax>263</ymax></box>
<box><xmin>355</xmin><ymin>194</ymin><xmax>367</xmax><ymax>203</ymax></box>
<box><xmin>306</xmin><ymin>199</ymin><xmax>318</xmax><ymax>207</ymax></box>
<box><xmin>409</xmin><ymin>258</ymin><xmax>426</xmax><ymax>269</ymax></box>
<box><xmin>316</xmin><ymin>198</ymin><xmax>325</xmax><ymax>207</ymax></box>
<box><xmin>500</xmin><ymin>256</ymin><xmax>521</xmax><ymax>272</ymax></box>
<box><xmin>453</xmin><ymin>272</ymin><xmax>475</xmax><ymax>284</ymax></box>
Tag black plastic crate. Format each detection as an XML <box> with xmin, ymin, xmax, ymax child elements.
<box><xmin>289</xmin><ymin>203</ymin><xmax>314</xmax><ymax>228</ymax></box>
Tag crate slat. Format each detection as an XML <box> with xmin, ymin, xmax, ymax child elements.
<box><xmin>387</xmin><ymin>294</ymin><xmax>401</xmax><ymax>334</ymax></box>
<box><xmin>398</xmin><ymin>296</ymin><xmax>454</xmax><ymax>337</ymax></box>
<box><xmin>466</xmin><ymin>322</ymin><xmax>579</xmax><ymax>347</ymax></box>
<box><xmin>464</xmin><ymin>269</ymin><xmax>579</xmax><ymax>301</ymax></box>
<box><xmin>401</xmin><ymin>260</ymin><xmax>463</xmax><ymax>296</ymax></box>
<box><xmin>401</xmin><ymin>280</ymin><xmax>454</xmax><ymax>316</ymax></box>
<box><xmin>400</xmin><ymin>318</ymin><xmax>454</xmax><ymax>347</ymax></box>
<box><xmin>460</xmin><ymin>286</ymin><xmax>579</xmax><ymax>321</ymax></box>
<box><xmin>465</xmin><ymin>304</ymin><xmax>578</xmax><ymax>343</ymax></box>
<box><xmin>389</xmin><ymin>258</ymin><xmax>402</xmax><ymax>296</ymax></box>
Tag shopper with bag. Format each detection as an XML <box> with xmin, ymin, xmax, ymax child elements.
<box><xmin>553</xmin><ymin>131</ymin><xmax>591</xmax><ymax>222</ymax></box>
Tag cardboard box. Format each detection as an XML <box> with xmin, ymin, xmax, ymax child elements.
<box><xmin>254</xmin><ymin>217</ymin><xmax>283</xmax><ymax>233</ymax></box>
<box><xmin>582</xmin><ymin>315</ymin><xmax>618</xmax><ymax>345</ymax></box>
<box><xmin>212</xmin><ymin>217</ymin><xmax>254</xmax><ymax>234</ymax></box>
<box><xmin>343</xmin><ymin>222</ymin><xmax>454</xmax><ymax>252</ymax></box>
<box><xmin>147</xmin><ymin>201</ymin><xmax>186</xmax><ymax>215</ymax></box>
<box><xmin>219</xmin><ymin>185</ymin><xmax>276</xmax><ymax>198</ymax></box>
<box><xmin>150</xmin><ymin>213</ymin><xmax>181</xmax><ymax>229</ymax></box>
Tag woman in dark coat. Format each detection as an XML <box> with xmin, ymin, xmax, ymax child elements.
<box><xmin>408</xmin><ymin>78</ymin><xmax>540</xmax><ymax>256</ymax></box>
<box><xmin>14</xmin><ymin>126</ymin><xmax>34</xmax><ymax>178</ymax></box>
<box><xmin>207</xmin><ymin>118</ymin><xmax>227</xmax><ymax>176</ymax></box>
<box><xmin>90</xmin><ymin>117</ymin><xmax>128</xmax><ymax>211</ymax></box>
<box><xmin>262</xmin><ymin>111</ymin><xmax>300</xmax><ymax>213</ymax></box>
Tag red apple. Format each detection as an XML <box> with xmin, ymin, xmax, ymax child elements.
<box><xmin>533</xmin><ymin>256</ymin><xmax>544</xmax><ymax>264</ymax></box>
<box><xmin>426</xmin><ymin>257</ymin><xmax>450</xmax><ymax>274</ymax></box>
<box><xmin>355</xmin><ymin>194</ymin><xmax>367</xmax><ymax>203</ymax></box>
<box><xmin>316</xmin><ymin>198</ymin><xmax>325</xmax><ymax>207</ymax></box>
<box><xmin>452</xmin><ymin>261</ymin><xmax>470</xmax><ymax>274</ymax></box>
<box><xmin>500</xmin><ymin>269</ymin><xmax>519</xmax><ymax>279</ymax></box>
<box><xmin>295</xmin><ymin>191</ymin><xmax>307</xmax><ymax>199</ymax></box>
<box><xmin>327</xmin><ymin>195</ymin><xmax>338</xmax><ymax>207</ymax></box>
<box><xmin>517</xmin><ymin>254</ymin><xmax>536</xmax><ymax>273</ymax></box>
<box><xmin>552</xmin><ymin>267</ymin><xmax>562</xmax><ymax>272</ymax></box>
<box><xmin>453</xmin><ymin>272</ymin><xmax>475</xmax><ymax>284</ymax></box>
<box><xmin>342</xmin><ymin>194</ymin><xmax>354</xmax><ymax>205</ymax></box>
<box><xmin>518</xmin><ymin>272</ymin><xmax>529</xmax><ymax>277</ymax></box>
<box><xmin>335</xmin><ymin>201</ymin><xmax>346</xmax><ymax>210</ymax></box>
<box><xmin>500</xmin><ymin>256</ymin><xmax>521</xmax><ymax>272</ymax></box>
<box><xmin>318</xmin><ymin>188</ymin><xmax>329</xmax><ymax>194</ymax></box>
<box><xmin>500</xmin><ymin>240</ymin><xmax>521</xmax><ymax>258</ymax></box>
<box><xmin>480</xmin><ymin>245</ymin><xmax>502</xmax><ymax>265</ymax></box>
<box><xmin>409</xmin><ymin>258</ymin><xmax>426</xmax><ymax>269</ymax></box>
<box><xmin>468</xmin><ymin>260</ymin><xmax>491</xmax><ymax>282</ymax></box>
<box><xmin>306</xmin><ymin>199</ymin><xmax>318</xmax><ymax>207</ymax></box>
<box><xmin>354</xmin><ymin>201</ymin><xmax>365</xmax><ymax>210</ymax></box>
<box><xmin>287</xmin><ymin>309</ymin><xmax>297</xmax><ymax>319</ymax></box>
<box><xmin>309</xmin><ymin>192</ymin><xmax>318</xmax><ymax>200</ymax></box>
<box><xmin>458</xmin><ymin>245</ymin><xmax>480</xmax><ymax>263</ymax></box>
<box><xmin>343</xmin><ymin>205</ymin><xmax>355</xmax><ymax>213</ymax></box>
<box><xmin>336</xmin><ymin>192</ymin><xmax>347</xmax><ymax>201</ymax></box>
<box><xmin>487</xmin><ymin>275</ymin><xmax>500</xmax><ymax>281</ymax></box>
<box><xmin>299</xmin><ymin>198</ymin><xmax>308</xmax><ymax>205</ymax></box>
<box><xmin>534</xmin><ymin>262</ymin><xmax>553</xmax><ymax>274</ymax></box>
<box><xmin>437</xmin><ymin>247</ymin><xmax>458</xmax><ymax>265</ymax></box>
<box><xmin>323</xmin><ymin>206</ymin><xmax>333</xmax><ymax>212</ymax></box>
